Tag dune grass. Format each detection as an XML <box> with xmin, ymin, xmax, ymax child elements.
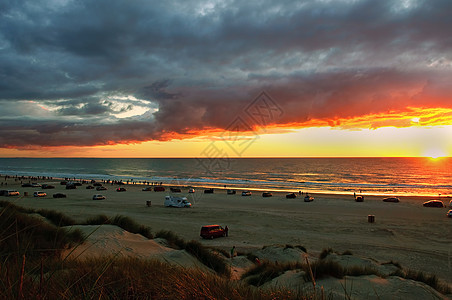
<box><xmin>83</xmin><ymin>214</ymin><xmax>154</xmax><ymax>239</ymax></box>
<box><xmin>155</xmin><ymin>230</ymin><xmax>230</xmax><ymax>276</ymax></box>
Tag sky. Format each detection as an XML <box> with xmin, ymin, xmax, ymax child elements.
<box><xmin>1</xmin><ymin>0</ymin><xmax>452</xmax><ymax>158</ymax></box>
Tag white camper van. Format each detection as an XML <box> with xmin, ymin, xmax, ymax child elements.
<box><xmin>164</xmin><ymin>195</ymin><xmax>192</xmax><ymax>208</ymax></box>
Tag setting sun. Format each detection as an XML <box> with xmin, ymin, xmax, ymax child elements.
<box><xmin>423</xmin><ymin>148</ymin><xmax>448</xmax><ymax>159</ymax></box>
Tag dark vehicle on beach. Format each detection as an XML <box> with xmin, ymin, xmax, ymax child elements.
<box><xmin>142</xmin><ymin>186</ymin><xmax>153</xmax><ymax>191</ymax></box>
<box><xmin>286</xmin><ymin>193</ymin><xmax>297</xmax><ymax>199</ymax></box>
<box><xmin>204</xmin><ymin>188</ymin><xmax>214</xmax><ymax>194</ymax></box>
<box><xmin>262</xmin><ymin>192</ymin><xmax>272</xmax><ymax>197</ymax></box>
<box><xmin>66</xmin><ymin>184</ymin><xmax>76</xmax><ymax>189</ymax></box>
<box><xmin>41</xmin><ymin>184</ymin><xmax>55</xmax><ymax>189</ymax></box>
<box><xmin>53</xmin><ymin>193</ymin><xmax>67</xmax><ymax>198</ymax></box>
<box><xmin>170</xmin><ymin>187</ymin><xmax>181</xmax><ymax>193</ymax></box>
<box><xmin>93</xmin><ymin>183</ymin><xmax>102</xmax><ymax>187</ymax></box>
<box><xmin>304</xmin><ymin>195</ymin><xmax>314</xmax><ymax>202</ymax></box>
<box><xmin>355</xmin><ymin>196</ymin><xmax>364</xmax><ymax>202</ymax></box>
<box><xmin>154</xmin><ymin>186</ymin><xmax>165</xmax><ymax>192</ymax></box>
<box><xmin>383</xmin><ymin>197</ymin><xmax>399</xmax><ymax>203</ymax></box>
<box><xmin>21</xmin><ymin>183</ymin><xmax>33</xmax><ymax>187</ymax></box>
<box><xmin>242</xmin><ymin>191</ymin><xmax>251</xmax><ymax>196</ymax></box>
<box><xmin>447</xmin><ymin>210</ymin><xmax>452</xmax><ymax>218</ymax></box>
<box><xmin>86</xmin><ymin>185</ymin><xmax>94</xmax><ymax>189</ymax></box>
<box><xmin>200</xmin><ymin>225</ymin><xmax>226</xmax><ymax>239</ymax></box>
<box><xmin>116</xmin><ymin>187</ymin><xmax>126</xmax><ymax>192</ymax></box>
<box><xmin>227</xmin><ymin>189</ymin><xmax>236</xmax><ymax>195</ymax></box>
<box><xmin>423</xmin><ymin>200</ymin><xmax>444</xmax><ymax>208</ymax></box>
<box><xmin>60</xmin><ymin>181</ymin><xmax>67</xmax><ymax>185</ymax></box>
<box><xmin>96</xmin><ymin>186</ymin><xmax>107</xmax><ymax>191</ymax></box>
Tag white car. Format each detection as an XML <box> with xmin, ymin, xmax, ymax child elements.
<box><xmin>93</xmin><ymin>194</ymin><xmax>106</xmax><ymax>200</ymax></box>
<box><xmin>447</xmin><ymin>210</ymin><xmax>452</xmax><ymax>218</ymax></box>
<box><xmin>33</xmin><ymin>191</ymin><xmax>46</xmax><ymax>197</ymax></box>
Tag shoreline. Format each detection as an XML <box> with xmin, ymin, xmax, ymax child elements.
<box><xmin>2</xmin><ymin>173</ymin><xmax>451</xmax><ymax>198</ymax></box>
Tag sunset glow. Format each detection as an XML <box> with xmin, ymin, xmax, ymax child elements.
<box><xmin>1</xmin><ymin>1</ymin><xmax>452</xmax><ymax>158</ymax></box>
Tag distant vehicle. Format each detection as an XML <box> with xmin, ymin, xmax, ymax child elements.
<box><xmin>33</xmin><ymin>191</ymin><xmax>46</xmax><ymax>197</ymax></box>
<box><xmin>383</xmin><ymin>197</ymin><xmax>400</xmax><ymax>203</ymax></box>
<box><xmin>262</xmin><ymin>192</ymin><xmax>272</xmax><ymax>197</ymax></box>
<box><xmin>6</xmin><ymin>190</ymin><xmax>20</xmax><ymax>196</ymax></box>
<box><xmin>53</xmin><ymin>193</ymin><xmax>67</xmax><ymax>198</ymax></box>
<box><xmin>60</xmin><ymin>181</ymin><xmax>67</xmax><ymax>185</ymax></box>
<box><xmin>96</xmin><ymin>186</ymin><xmax>107</xmax><ymax>191</ymax></box>
<box><xmin>188</xmin><ymin>188</ymin><xmax>195</xmax><ymax>193</ymax></box>
<box><xmin>304</xmin><ymin>195</ymin><xmax>314</xmax><ymax>202</ymax></box>
<box><xmin>73</xmin><ymin>182</ymin><xmax>82</xmax><ymax>186</ymax></box>
<box><xmin>164</xmin><ymin>195</ymin><xmax>191</xmax><ymax>208</ymax></box>
<box><xmin>31</xmin><ymin>183</ymin><xmax>42</xmax><ymax>188</ymax></box>
<box><xmin>154</xmin><ymin>186</ymin><xmax>165</xmax><ymax>192</ymax></box>
<box><xmin>204</xmin><ymin>188</ymin><xmax>214</xmax><ymax>194</ymax></box>
<box><xmin>142</xmin><ymin>186</ymin><xmax>153</xmax><ymax>191</ymax></box>
<box><xmin>355</xmin><ymin>196</ymin><xmax>364</xmax><ymax>202</ymax></box>
<box><xmin>116</xmin><ymin>187</ymin><xmax>127</xmax><ymax>192</ymax></box>
<box><xmin>21</xmin><ymin>183</ymin><xmax>32</xmax><ymax>187</ymax></box>
<box><xmin>86</xmin><ymin>185</ymin><xmax>94</xmax><ymax>189</ymax></box>
<box><xmin>200</xmin><ymin>225</ymin><xmax>226</xmax><ymax>239</ymax></box>
<box><xmin>41</xmin><ymin>184</ymin><xmax>55</xmax><ymax>189</ymax></box>
<box><xmin>286</xmin><ymin>193</ymin><xmax>297</xmax><ymax>199</ymax></box>
<box><xmin>66</xmin><ymin>184</ymin><xmax>76</xmax><ymax>189</ymax></box>
<box><xmin>423</xmin><ymin>200</ymin><xmax>444</xmax><ymax>208</ymax></box>
<box><xmin>93</xmin><ymin>183</ymin><xmax>102</xmax><ymax>187</ymax></box>
<box><xmin>93</xmin><ymin>194</ymin><xmax>106</xmax><ymax>200</ymax></box>
<box><xmin>242</xmin><ymin>191</ymin><xmax>252</xmax><ymax>196</ymax></box>
<box><xmin>227</xmin><ymin>189</ymin><xmax>236</xmax><ymax>195</ymax></box>
<box><xmin>170</xmin><ymin>187</ymin><xmax>181</xmax><ymax>193</ymax></box>
<box><xmin>447</xmin><ymin>210</ymin><xmax>452</xmax><ymax>218</ymax></box>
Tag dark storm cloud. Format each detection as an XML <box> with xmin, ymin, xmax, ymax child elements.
<box><xmin>1</xmin><ymin>0</ymin><xmax>452</xmax><ymax>148</ymax></box>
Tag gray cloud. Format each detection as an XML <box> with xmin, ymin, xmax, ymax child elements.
<box><xmin>1</xmin><ymin>0</ymin><xmax>452</xmax><ymax>148</ymax></box>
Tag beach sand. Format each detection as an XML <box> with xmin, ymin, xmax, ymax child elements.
<box><xmin>2</xmin><ymin>178</ymin><xmax>451</xmax><ymax>295</ymax></box>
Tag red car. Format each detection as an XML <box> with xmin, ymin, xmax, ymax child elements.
<box><xmin>116</xmin><ymin>187</ymin><xmax>127</xmax><ymax>192</ymax></box>
<box><xmin>200</xmin><ymin>225</ymin><xmax>227</xmax><ymax>239</ymax></box>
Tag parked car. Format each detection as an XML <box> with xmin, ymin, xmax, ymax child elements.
<box><xmin>41</xmin><ymin>184</ymin><xmax>55</xmax><ymax>189</ymax></box>
<box><xmin>33</xmin><ymin>191</ymin><xmax>46</xmax><ymax>197</ymax></box>
<box><xmin>200</xmin><ymin>225</ymin><xmax>226</xmax><ymax>239</ymax></box>
<box><xmin>227</xmin><ymin>189</ymin><xmax>236</xmax><ymax>195</ymax></box>
<box><xmin>60</xmin><ymin>181</ymin><xmax>67</xmax><ymax>185</ymax></box>
<box><xmin>93</xmin><ymin>183</ymin><xmax>102</xmax><ymax>187</ymax></box>
<box><xmin>170</xmin><ymin>187</ymin><xmax>181</xmax><ymax>193</ymax></box>
<box><xmin>262</xmin><ymin>192</ymin><xmax>272</xmax><ymax>197</ymax></box>
<box><xmin>286</xmin><ymin>193</ymin><xmax>297</xmax><ymax>199</ymax></box>
<box><xmin>53</xmin><ymin>193</ymin><xmax>67</xmax><ymax>198</ymax></box>
<box><xmin>383</xmin><ymin>197</ymin><xmax>400</xmax><ymax>203</ymax></box>
<box><xmin>164</xmin><ymin>196</ymin><xmax>192</xmax><ymax>208</ymax></box>
<box><xmin>423</xmin><ymin>200</ymin><xmax>444</xmax><ymax>208</ymax></box>
<box><xmin>96</xmin><ymin>186</ymin><xmax>107</xmax><ymax>191</ymax></box>
<box><xmin>31</xmin><ymin>183</ymin><xmax>42</xmax><ymax>188</ymax></box>
<box><xmin>116</xmin><ymin>187</ymin><xmax>126</xmax><ymax>192</ymax></box>
<box><xmin>6</xmin><ymin>190</ymin><xmax>20</xmax><ymax>196</ymax></box>
<box><xmin>188</xmin><ymin>188</ymin><xmax>195</xmax><ymax>193</ymax></box>
<box><xmin>242</xmin><ymin>191</ymin><xmax>252</xmax><ymax>196</ymax></box>
<box><xmin>21</xmin><ymin>183</ymin><xmax>32</xmax><ymax>187</ymax></box>
<box><xmin>153</xmin><ymin>186</ymin><xmax>165</xmax><ymax>192</ymax></box>
<box><xmin>92</xmin><ymin>194</ymin><xmax>106</xmax><ymax>200</ymax></box>
<box><xmin>66</xmin><ymin>184</ymin><xmax>76</xmax><ymax>189</ymax></box>
<box><xmin>142</xmin><ymin>186</ymin><xmax>153</xmax><ymax>191</ymax></box>
<box><xmin>304</xmin><ymin>195</ymin><xmax>314</xmax><ymax>202</ymax></box>
<box><xmin>446</xmin><ymin>210</ymin><xmax>452</xmax><ymax>218</ymax></box>
<box><xmin>204</xmin><ymin>188</ymin><xmax>214</xmax><ymax>194</ymax></box>
<box><xmin>86</xmin><ymin>185</ymin><xmax>94</xmax><ymax>189</ymax></box>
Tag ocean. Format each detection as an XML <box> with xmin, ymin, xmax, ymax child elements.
<box><xmin>0</xmin><ymin>157</ymin><xmax>451</xmax><ymax>197</ymax></box>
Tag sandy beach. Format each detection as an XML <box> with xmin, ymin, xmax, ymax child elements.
<box><xmin>2</xmin><ymin>177</ymin><xmax>451</xmax><ymax>297</ymax></box>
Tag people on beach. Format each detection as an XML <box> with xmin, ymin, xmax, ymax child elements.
<box><xmin>225</xmin><ymin>225</ymin><xmax>229</xmax><ymax>237</ymax></box>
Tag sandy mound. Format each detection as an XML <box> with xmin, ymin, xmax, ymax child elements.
<box><xmin>252</xmin><ymin>245</ymin><xmax>307</xmax><ymax>264</ymax></box>
<box><xmin>317</xmin><ymin>275</ymin><xmax>447</xmax><ymax>300</ymax></box>
<box><xmin>62</xmin><ymin>225</ymin><xmax>209</xmax><ymax>270</ymax></box>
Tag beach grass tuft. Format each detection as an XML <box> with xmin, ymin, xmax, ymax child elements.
<box><xmin>83</xmin><ymin>214</ymin><xmax>153</xmax><ymax>239</ymax></box>
<box><xmin>319</xmin><ymin>248</ymin><xmax>334</xmax><ymax>259</ymax></box>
